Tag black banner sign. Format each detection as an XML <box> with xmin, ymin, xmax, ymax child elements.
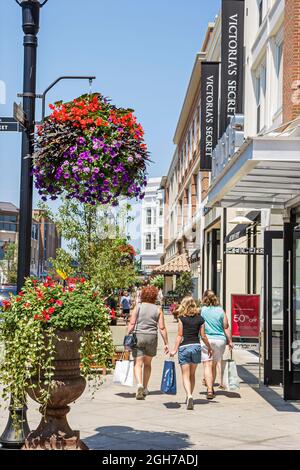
<box><xmin>225</xmin><ymin>247</ymin><xmax>264</xmax><ymax>255</ymax></box>
<box><xmin>219</xmin><ymin>0</ymin><xmax>245</xmax><ymax>137</ymax></box>
<box><xmin>200</xmin><ymin>62</ymin><xmax>219</xmax><ymax>171</ymax></box>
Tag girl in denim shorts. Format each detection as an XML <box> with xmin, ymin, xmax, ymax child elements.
<box><xmin>170</xmin><ymin>297</ymin><xmax>212</xmax><ymax>410</ymax></box>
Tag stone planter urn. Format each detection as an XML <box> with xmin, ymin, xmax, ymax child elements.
<box><xmin>23</xmin><ymin>330</ymin><xmax>88</xmax><ymax>450</ymax></box>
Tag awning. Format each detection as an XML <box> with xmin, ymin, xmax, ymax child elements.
<box><xmin>224</xmin><ymin>211</ymin><xmax>260</xmax><ymax>244</ymax></box>
<box><xmin>208</xmin><ymin>133</ymin><xmax>300</xmax><ymax>209</ymax></box>
<box><xmin>152</xmin><ymin>253</ymin><xmax>190</xmax><ymax>275</ymax></box>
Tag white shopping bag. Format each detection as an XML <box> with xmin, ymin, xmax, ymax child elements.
<box><xmin>113</xmin><ymin>359</ymin><xmax>134</xmax><ymax>387</ymax></box>
<box><xmin>223</xmin><ymin>359</ymin><xmax>240</xmax><ymax>391</ymax></box>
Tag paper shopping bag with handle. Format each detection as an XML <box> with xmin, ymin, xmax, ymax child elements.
<box><xmin>113</xmin><ymin>358</ymin><xmax>134</xmax><ymax>387</ymax></box>
<box><xmin>223</xmin><ymin>357</ymin><xmax>240</xmax><ymax>391</ymax></box>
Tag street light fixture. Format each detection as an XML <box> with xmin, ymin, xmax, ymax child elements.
<box><xmin>0</xmin><ymin>0</ymin><xmax>47</xmax><ymax>450</ymax></box>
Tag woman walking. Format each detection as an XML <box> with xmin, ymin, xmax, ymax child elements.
<box><xmin>170</xmin><ymin>297</ymin><xmax>213</xmax><ymax>410</ymax></box>
<box><xmin>127</xmin><ymin>286</ymin><xmax>169</xmax><ymax>400</ymax></box>
<box><xmin>201</xmin><ymin>290</ymin><xmax>233</xmax><ymax>399</ymax></box>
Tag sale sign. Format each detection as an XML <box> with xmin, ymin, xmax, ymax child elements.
<box><xmin>231</xmin><ymin>294</ymin><xmax>260</xmax><ymax>338</ymax></box>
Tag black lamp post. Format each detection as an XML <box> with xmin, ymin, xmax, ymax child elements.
<box><xmin>0</xmin><ymin>0</ymin><xmax>47</xmax><ymax>449</ymax></box>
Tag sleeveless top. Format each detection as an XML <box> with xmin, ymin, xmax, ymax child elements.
<box><xmin>180</xmin><ymin>315</ymin><xmax>204</xmax><ymax>347</ymax></box>
<box><xmin>135</xmin><ymin>303</ymin><xmax>159</xmax><ymax>336</ymax></box>
<box><xmin>201</xmin><ymin>306</ymin><xmax>226</xmax><ymax>340</ymax></box>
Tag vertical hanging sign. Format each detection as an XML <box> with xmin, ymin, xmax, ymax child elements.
<box><xmin>219</xmin><ymin>0</ymin><xmax>245</xmax><ymax>137</ymax></box>
<box><xmin>200</xmin><ymin>62</ymin><xmax>220</xmax><ymax>171</ymax></box>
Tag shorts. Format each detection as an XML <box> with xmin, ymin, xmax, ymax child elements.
<box><xmin>178</xmin><ymin>344</ymin><xmax>201</xmax><ymax>366</ymax></box>
<box><xmin>201</xmin><ymin>338</ymin><xmax>226</xmax><ymax>362</ymax></box>
<box><xmin>122</xmin><ymin>309</ymin><xmax>130</xmax><ymax>316</ymax></box>
<box><xmin>132</xmin><ymin>334</ymin><xmax>158</xmax><ymax>358</ymax></box>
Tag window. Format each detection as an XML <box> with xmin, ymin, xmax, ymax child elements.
<box><xmin>31</xmin><ymin>223</ymin><xmax>39</xmax><ymax>241</ymax></box>
<box><xmin>153</xmin><ymin>233</ymin><xmax>157</xmax><ymax>250</ymax></box>
<box><xmin>258</xmin><ymin>0</ymin><xmax>263</xmax><ymax>27</ymax></box>
<box><xmin>159</xmin><ymin>200</ymin><xmax>163</xmax><ymax>217</ymax></box>
<box><xmin>256</xmin><ymin>63</ymin><xmax>266</xmax><ymax>133</ymax></box>
<box><xmin>145</xmin><ymin>234</ymin><xmax>151</xmax><ymax>250</ymax></box>
<box><xmin>275</xmin><ymin>41</ymin><xmax>283</xmax><ymax>111</ymax></box>
<box><xmin>0</xmin><ymin>214</ymin><xmax>17</xmax><ymax>232</ymax></box>
<box><xmin>159</xmin><ymin>227</ymin><xmax>163</xmax><ymax>245</ymax></box>
<box><xmin>146</xmin><ymin>208</ymin><xmax>152</xmax><ymax>225</ymax></box>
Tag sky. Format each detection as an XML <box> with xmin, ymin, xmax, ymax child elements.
<box><xmin>0</xmin><ymin>0</ymin><xmax>221</xmax><ymax>247</ymax></box>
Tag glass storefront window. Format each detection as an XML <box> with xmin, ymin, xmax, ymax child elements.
<box><xmin>271</xmin><ymin>238</ymin><xmax>283</xmax><ymax>371</ymax></box>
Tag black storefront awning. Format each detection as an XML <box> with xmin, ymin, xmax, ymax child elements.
<box><xmin>224</xmin><ymin>211</ymin><xmax>261</xmax><ymax>244</ymax></box>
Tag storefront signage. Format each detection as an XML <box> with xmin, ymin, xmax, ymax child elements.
<box><xmin>225</xmin><ymin>247</ymin><xmax>264</xmax><ymax>255</ymax></box>
<box><xmin>219</xmin><ymin>0</ymin><xmax>245</xmax><ymax>136</ymax></box>
<box><xmin>200</xmin><ymin>62</ymin><xmax>219</xmax><ymax>170</ymax></box>
<box><xmin>231</xmin><ymin>294</ymin><xmax>260</xmax><ymax>338</ymax></box>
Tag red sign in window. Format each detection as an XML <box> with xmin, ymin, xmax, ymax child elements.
<box><xmin>231</xmin><ymin>294</ymin><xmax>260</xmax><ymax>338</ymax></box>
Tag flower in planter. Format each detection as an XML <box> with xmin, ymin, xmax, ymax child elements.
<box><xmin>33</xmin><ymin>93</ymin><xmax>149</xmax><ymax>205</ymax></box>
<box><xmin>0</xmin><ymin>277</ymin><xmax>114</xmax><ymax>417</ymax></box>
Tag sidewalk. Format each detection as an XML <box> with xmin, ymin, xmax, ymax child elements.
<box><xmin>1</xmin><ymin>314</ymin><xmax>300</xmax><ymax>450</ymax></box>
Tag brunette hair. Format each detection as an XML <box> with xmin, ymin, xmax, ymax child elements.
<box><xmin>141</xmin><ymin>286</ymin><xmax>158</xmax><ymax>304</ymax></box>
<box><xmin>178</xmin><ymin>296</ymin><xmax>199</xmax><ymax>317</ymax></box>
<box><xmin>201</xmin><ymin>289</ymin><xmax>220</xmax><ymax>307</ymax></box>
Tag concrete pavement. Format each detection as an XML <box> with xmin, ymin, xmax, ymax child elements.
<box><xmin>1</xmin><ymin>314</ymin><xmax>300</xmax><ymax>450</ymax></box>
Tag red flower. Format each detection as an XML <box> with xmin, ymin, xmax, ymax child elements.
<box><xmin>42</xmin><ymin>310</ymin><xmax>50</xmax><ymax>321</ymax></box>
<box><xmin>80</xmin><ymin>278</ymin><xmax>86</xmax><ymax>284</ymax></box>
<box><xmin>48</xmin><ymin>307</ymin><xmax>55</xmax><ymax>315</ymax></box>
<box><xmin>56</xmin><ymin>300</ymin><xmax>63</xmax><ymax>307</ymax></box>
<box><xmin>49</xmin><ymin>298</ymin><xmax>55</xmax><ymax>304</ymax></box>
<box><xmin>24</xmin><ymin>302</ymin><xmax>31</xmax><ymax>309</ymax></box>
<box><xmin>18</xmin><ymin>291</ymin><xmax>24</xmax><ymax>296</ymax></box>
<box><xmin>16</xmin><ymin>297</ymin><xmax>22</xmax><ymax>302</ymax></box>
<box><xmin>2</xmin><ymin>300</ymin><xmax>11</xmax><ymax>310</ymax></box>
<box><xmin>34</xmin><ymin>314</ymin><xmax>43</xmax><ymax>321</ymax></box>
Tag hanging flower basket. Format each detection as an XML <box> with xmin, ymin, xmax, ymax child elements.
<box><xmin>33</xmin><ymin>93</ymin><xmax>149</xmax><ymax>205</ymax></box>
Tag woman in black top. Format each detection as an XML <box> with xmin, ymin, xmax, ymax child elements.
<box><xmin>170</xmin><ymin>297</ymin><xmax>212</xmax><ymax>410</ymax></box>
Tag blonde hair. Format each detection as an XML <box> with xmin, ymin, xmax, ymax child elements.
<box><xmin>201</xmin><ymin>290</ymin><xmax>220</xmax><ymax>307</ymax></box>
<box><xmin>178</xmin><ymin>296</ymin><xmax>199</xmax><ymax>317</ymax></box>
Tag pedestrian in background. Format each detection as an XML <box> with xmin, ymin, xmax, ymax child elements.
<box><xmin>201</xmin><ymin>290</ymin><xmax>233</xmax><ymax>399</ymax></box>
<box><xmin>120</xmin><ymin>290</ymin><xmax>131</xmax><ymax>324</ymax></box>
<box><xmin>170</xmin><ymin>296</ymin><xmax>212</xmax><ymax>410</ymax></box>
<box><xmin>127</xmin><ymin>285</ymin><xmax>169</xmax><ymax>400</ymax></box>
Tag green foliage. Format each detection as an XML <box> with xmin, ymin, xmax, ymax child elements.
<box><xmin>43</xmin><ymin>199</ymin><xmax>137</xmax><ymax>294</ymax></box>
<box><xmin>175</xmin><ymin>272</ymin><xmax>193</xmax><ymax>300</ymax></box>
<box><xmin>0</xmin><ymin>277</ymin><xmax>114</xmax><ymax>422</ymax></box>
<box><xmin>48</xmin><ymin>248</ymin><xmax>75</xmax><ymax>279</ymax></box>
<box><xmin>0</xmin><ymin>242</ymin><xmax>17</xmax><ymax>285</ymax></box>
<box><xmin>89</xmin><ymin>238</ymin><xmax>138</xmax><ymax>294</ymax></box>
<box><xmin>150</xmin><ymin>275</ymin><xmax>164</xmax><ymax>290</ymax></box>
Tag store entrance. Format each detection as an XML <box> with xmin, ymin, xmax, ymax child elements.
<box><xmin>264</xmin><ymin>231</ymin><xmax>284</xmax><ymax>386</ymax></box>
<box><xmin>283</xmin><ymin>219</ymin><xmax>300</xmax><ymax>400</ymax></box>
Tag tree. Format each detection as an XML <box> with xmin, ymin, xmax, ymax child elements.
<box><xmin>43</xmin><ymin>199</ymin><xmax>138</xmax><ymax>294</ymax></box>
<box><xmin>48</xmin><ymin>248</ymin><xmax>76</xmax><ymax>279</ymax></box>
<box><xmin>175</xmin><ymin>272</ymin><xmax>193</xmax><ymax>300</ymax></box>
<box><xmin>150</xmin><ymin>275</ymin><xmax>164</xmax><ymax>290</ymax></box>
<box><xmin>0</xmin><ymin>242</ymin><xmax>17</xmax><ymax>284</ymax></box>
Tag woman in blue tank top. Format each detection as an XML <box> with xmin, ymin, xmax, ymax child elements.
<box><xmin>201</xmin><ymin>290</ymin><xmax>233</xmax><ymax>399</ymax></box>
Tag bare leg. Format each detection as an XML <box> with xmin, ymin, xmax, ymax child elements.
<box><xmin>212</xmin><ymin>361</ymin><xmax>218</xmax><ymax>386</ymax></box>
<box><xmin>143</xmin><ymin>356</ymin><xmax>153</xmax><ymax>389</ymax></box>
<box><xmin>134</xmin><ymin>356</ymin><xmax>144</xmax><ymax>386</ymax></box>
<box><xmin>190</xmin><ymin>364</ymin><xmax>198</xmax><ymax>395</ymax></box>
<box><xmin>181</xmin><ymin>364</ymin><xmax>192</xmax><ymax>397</ymax></box>
<box><xmin>203</xmin><ymin>361</ymin><xmax>214</xmax><ymax>393</ymax></box>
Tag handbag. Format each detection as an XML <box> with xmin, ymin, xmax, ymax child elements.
<box><xmin>223</xmin><ymin>352</ymin><xmax>240</xmax><ymax>391</ymax></box>
<box><xmin>113</xmin><ymin>356</ymin><xmax>134</xmax><ymax>387</ymax></box>
<box><xmin>160</xmin><ymin>359</ymin><xmax>177</xmax><ymax>395</ymax></box>
<box><xmin>123</xmin><ymin>304</ymin><xmax>140</xmax><ymax>350</ymax></box>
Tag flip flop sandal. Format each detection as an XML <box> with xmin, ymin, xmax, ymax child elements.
<box><xmin>207</xmin><ymin>391</ymin><xmax>215</xmax><ymax>400</ymax></box>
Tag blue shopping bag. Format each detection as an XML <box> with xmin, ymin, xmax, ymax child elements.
<box><xmin>160</xmin><ymin>360</ymin><xmax>177</xmax><ymax>395</ymax></box>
